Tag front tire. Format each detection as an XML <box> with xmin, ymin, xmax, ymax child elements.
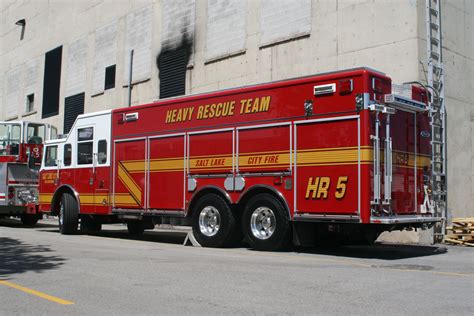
<box><xmin>242</xmin><ymin>193</ymin><xmax>291</xmax><ymax>251</ymax></box>
<box><xmin>192</xmin><ymin>194</ymin><xmax>237</xmax><ymax>248</ymax></box>
<box><xmin>59</xmin><ymin>193</ymin><xmax>79</xmax><ymax>235</ymax></box>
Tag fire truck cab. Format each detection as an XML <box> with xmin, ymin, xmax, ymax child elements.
<box><xmin>0</xmin><ymin>120</ymin><xmax>57</xmax><ymax>225</ymax></box>
<box><xmin>39</xmin><ymin>68</ymin><xmax>440</xmax><ymax>249</ymax></box>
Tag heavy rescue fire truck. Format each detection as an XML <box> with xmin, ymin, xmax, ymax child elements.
<box><xmin>0</xmin><ymin>120</ymin><xmax>57</xmax><ymax>225</ymax></box>
<box><xmin>39</xmin><ymin>68</ymin><xmax>440</xmax><ymax>250</ymax></box>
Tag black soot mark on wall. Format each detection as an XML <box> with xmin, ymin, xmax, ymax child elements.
<box><xmin>157</xmin><ymin>32</ymin><xmax>193</xmax><ymax>99</ymax></box>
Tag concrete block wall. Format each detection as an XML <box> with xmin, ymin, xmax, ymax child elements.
<box><xmin>205</xmin><ymin>0</ymin><xmax>247</xmax><ymax>62</ymax></box>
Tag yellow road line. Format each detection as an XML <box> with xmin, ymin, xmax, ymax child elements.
<box><xmin>0</xmin><ymin>280</ymin><xmax>74</xmax><ymax>305</ymax></box>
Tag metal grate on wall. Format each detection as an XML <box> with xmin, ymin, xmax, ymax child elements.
<box><xmin>159</xmin><ymin>48</ymin><xmax>187</xmax><ymax>99</ymax></box>
<box><xmin>63</xmin><ymin>92</ymin><xmax>85</xmax><ymax>134</ymax></box>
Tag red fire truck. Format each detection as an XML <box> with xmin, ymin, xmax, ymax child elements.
<box><xmin>38</xmin><ymin>68</ymin><xmax>439</xmax><ymax>250</ymax></box>
<box><xmin>0</xmin><ymin>120</ymin><xmax>57</xmax><ymax>225</ymax></box>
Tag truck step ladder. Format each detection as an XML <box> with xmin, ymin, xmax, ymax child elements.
<box><xmin>426</xmin><ymin>0</ymin><xmax>447</xmax><ymax>242</ymax></box>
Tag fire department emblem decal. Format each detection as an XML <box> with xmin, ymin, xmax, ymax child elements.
<box><xmin>420</xmin><ymin>131</ymin><xmax>430</xmax><ymax>138</ymax></box>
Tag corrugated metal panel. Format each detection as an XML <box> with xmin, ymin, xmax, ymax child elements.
<box><xmin>63</xmin><ymin>92</ymin><xmax>84</xmax><ymax>134</ymax></box>
<box><xmin>159</xmin><ymin>48</ymin><xmax>187</xmax><ymax>99</ymax></box>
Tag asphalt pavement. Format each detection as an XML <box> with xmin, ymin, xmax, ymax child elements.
<box><xmin>1</xmin><ymin>218</ymin><xmax>473</xmax><ymax>315</ymax></box>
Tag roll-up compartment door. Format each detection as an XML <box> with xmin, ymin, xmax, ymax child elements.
<box><xmin>113</xmin><ymin>139</ymin><xmax>146</xmax><ymax>209</ymax></box>
<box><xmin>148</xmin><ymin>135</ymin><xmax>186</xmax><ymax>210</ymax></box>
<box><xmin>295</xmin><ymin>117</ymin><xmax>361</xmax><ymax>216</ymax></box>
<box><xmin>237</xmin><ymin>124</ymin><xmax>291</xmax><ymax>174</ymax></box>
<box><xmin>188</xmin><ymin>130</ymin><xmax>233</xmax><ymax>175</ymax></box>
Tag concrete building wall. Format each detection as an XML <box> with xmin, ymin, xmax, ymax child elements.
<box><xmin>0</xmin><ymin>0</ymin><xmax>472</xmax><ymax>224</ymax></box>
<box><xmin>439</xmin><ymin>0</ymin><xmax>473</xmax><ymax>218</ymax></box>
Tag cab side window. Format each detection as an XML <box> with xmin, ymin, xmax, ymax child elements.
<box><xmin>64</xmin><ymin>144</ymin><xmax>72</xmax><ymax>166</ymax></box>
<box><xmin>45</xmin><ymin>146</ymin><xmax>58</xmax><ymax>167</ymax></box>
<box><xmin>77</xmin><ymin>127</ymin><xmax>93</xmax><ymax>165</ymax></box>
<box><xmin>98</xmin><ymin>140</ymin><xmax>107</xmax><ymax>164</ymax></box>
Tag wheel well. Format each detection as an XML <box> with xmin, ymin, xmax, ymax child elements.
<box><xmin>51</xmin><ymin>186</ymin><xmax>78</xmax><ymax>216</ymax></box>
<box><xmin>187</xmin><ymin>187</ymin><xmax>232</xmax><ymax>218</ymax></box>
<box><xmin>237</xmin><ymin>186</ymin><xmax>291</xmax><ymax>219</ymax></box>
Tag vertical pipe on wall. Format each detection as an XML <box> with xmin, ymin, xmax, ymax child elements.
<box><xmin>128</xmin><ymin>49</ymin><xmax>134</xmax><ymax>107</ymax></box>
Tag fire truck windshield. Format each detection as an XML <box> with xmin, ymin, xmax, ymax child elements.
<box><xmin>25</xmin><ymin>123</ymin><xmax>47</xmax><ymax>144</ymax></box>
<box><xmin>0</xmin><ymin>123</ymin><xmax>21</xmax><ymax>156</ymax></box>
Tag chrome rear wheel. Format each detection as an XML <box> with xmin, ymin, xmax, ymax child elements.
<box><xmin>250</xmin><ymin>207</ymin><xmax>276</xmax><ymax>240</ymax></box>
<box><xmin>199</xmin><ymin>206</ymin><xmax>221</xmax><ymax>237</ymax></box>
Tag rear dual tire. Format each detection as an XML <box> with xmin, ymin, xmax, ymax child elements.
<box><xmin>192</xmin><ymin>194</ymin><xmax>238</xmax><ymax>248</ymax></box>
<box><xmin>242</xmin><ymin>194</ymin><xmax>291</xmax><ymax>251</ymax></box>
<box><xmin>191</xmin><ymin>193</ymin><xmax>291</xmax><ymax>251</ymax></box>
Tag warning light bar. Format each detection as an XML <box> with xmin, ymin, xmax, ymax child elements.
<box><xmin>383</xmin><ymin>94</ymin><xmax>427</xmax><ymax>113</ymax></box>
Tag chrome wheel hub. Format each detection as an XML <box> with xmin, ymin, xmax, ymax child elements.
<box><xmin>250</xmin><ymin>207</ymin><xmax>276</xmax><ymax>240</ymax></box>
<box><xmin>198</xmin><ymin>206</ymin><xmax>221</xmax><ymax>237</ymax></box>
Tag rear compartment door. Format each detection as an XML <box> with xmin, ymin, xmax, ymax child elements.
<box><xmin>377</xmin><ymin>110</ymin><xmax>431</xmax><ymax>215</ymax></box>
<box><xmin>294</xmin><ymin>115</ymin><xmax>361</xmax><ymax>218</ymax></box>
<box><xmin>113</xmin><ymin>138</ymin><xmax>146</xmax><ymax>210</ymax></box>
<box><xmin>148</xmin><ymin>134</ymin><xmax>186</xmax><ymax>211</ymax></box>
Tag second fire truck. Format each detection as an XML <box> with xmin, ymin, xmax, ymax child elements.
<box><xmin>0</xmin><ymin>120</ymin><xmax>57</xmax><ymax>225</ymax></box>
<box><xmin>38</xmin><ymin>68</ymin><xmax>439</xmax><ymax>250</ymax></box>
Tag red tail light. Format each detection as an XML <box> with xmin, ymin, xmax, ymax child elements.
<box><xmin>339</xmin><ymin>79</ymin><xmax>353</xmax><ymax>95</ymax></box>
<box><xmin>8</xmin><ymin>187</ymin><xmax>14</xmax><ymax>200</ymax></box>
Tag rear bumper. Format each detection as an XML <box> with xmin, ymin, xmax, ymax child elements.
<box><xmin>370</xmin><ymin>215</ymin><xmax>441</xmax><ymax>224</ymax></box>
<box><xmin>0</xmin><ymin>204</ymin><xmax>38</xmax><ymax>215</ymax></box>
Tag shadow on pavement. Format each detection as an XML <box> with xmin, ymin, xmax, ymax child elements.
<box><xmin>95</xmin><ymin>229</ymin><xmax>188</xmax><ymax>245</ymax></box>
<box><xmin>0</xmin><ymin>218</ymin><xmax>58</xmax><ymax>229</ymax></box>
<box><xmin>296</xmin><ymin>243</ymin><xmax>447</xmax><ymax>260</ymax></box>
<box><xmin>35</xmin><ymin>225</ymin><xmax>188</xmax><ymax>245</ymax></box>
<box><xmin>28</xmin><ymin>220</ymin><xmax>448</xmax><ymax>260</ymax></box>
<box><xmin>0</xmin><ymin>237</ymin><xmax>66</xmax><ymax>277</ymax></box>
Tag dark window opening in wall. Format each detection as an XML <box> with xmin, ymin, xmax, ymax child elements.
<box><xmin>159</xmin><ymin>48</ymin><xmax>187</xmax><ymax>99</ymax></box>
<box><xmin>42</xmin><ymin>46</ymin><xmax>63</xmax><ymax>118</ymax></box>
<box><xmin>104</xmin><ymin>65</ymin><xmax>116</xmax><ymax>90</ymax></box>
<box><xmin>26</xmin><ymin>94</ymin><xmax>34</xmax><ymax>113</ymax></box>
<box><xmin>64</xmin><ymin>92</ymin><xmax>85</xmax><ymax>134</ymax></box>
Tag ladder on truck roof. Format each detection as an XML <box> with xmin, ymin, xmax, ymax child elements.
<box><xmin>426</xmin><ymin>0</ymin><xmax>447</xmax><ymax>242</ymax></box>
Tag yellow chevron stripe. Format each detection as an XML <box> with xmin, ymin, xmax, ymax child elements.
<box><xmin>150</xmin><ymin>159</ymin><xmax>184</xmax><ymax>171</ymax></box>
<box><xmin>113</xmin><ymin>193</ymin><xmax>138</xmax><ymax>207</ymax></box>
<box><xmin>117</xmin><ymin>163</ymin><xmax>142</xmax><ymax>204</ymax></box>
<box><xmin>121</xmin><ymin>160</ymin><xmax>146</xmax><ymax>173</ymax></box>
<box><xmin>119</xmin><ymin>148</ymin><xmax>429</xmax><ymax>172</ymax></box>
